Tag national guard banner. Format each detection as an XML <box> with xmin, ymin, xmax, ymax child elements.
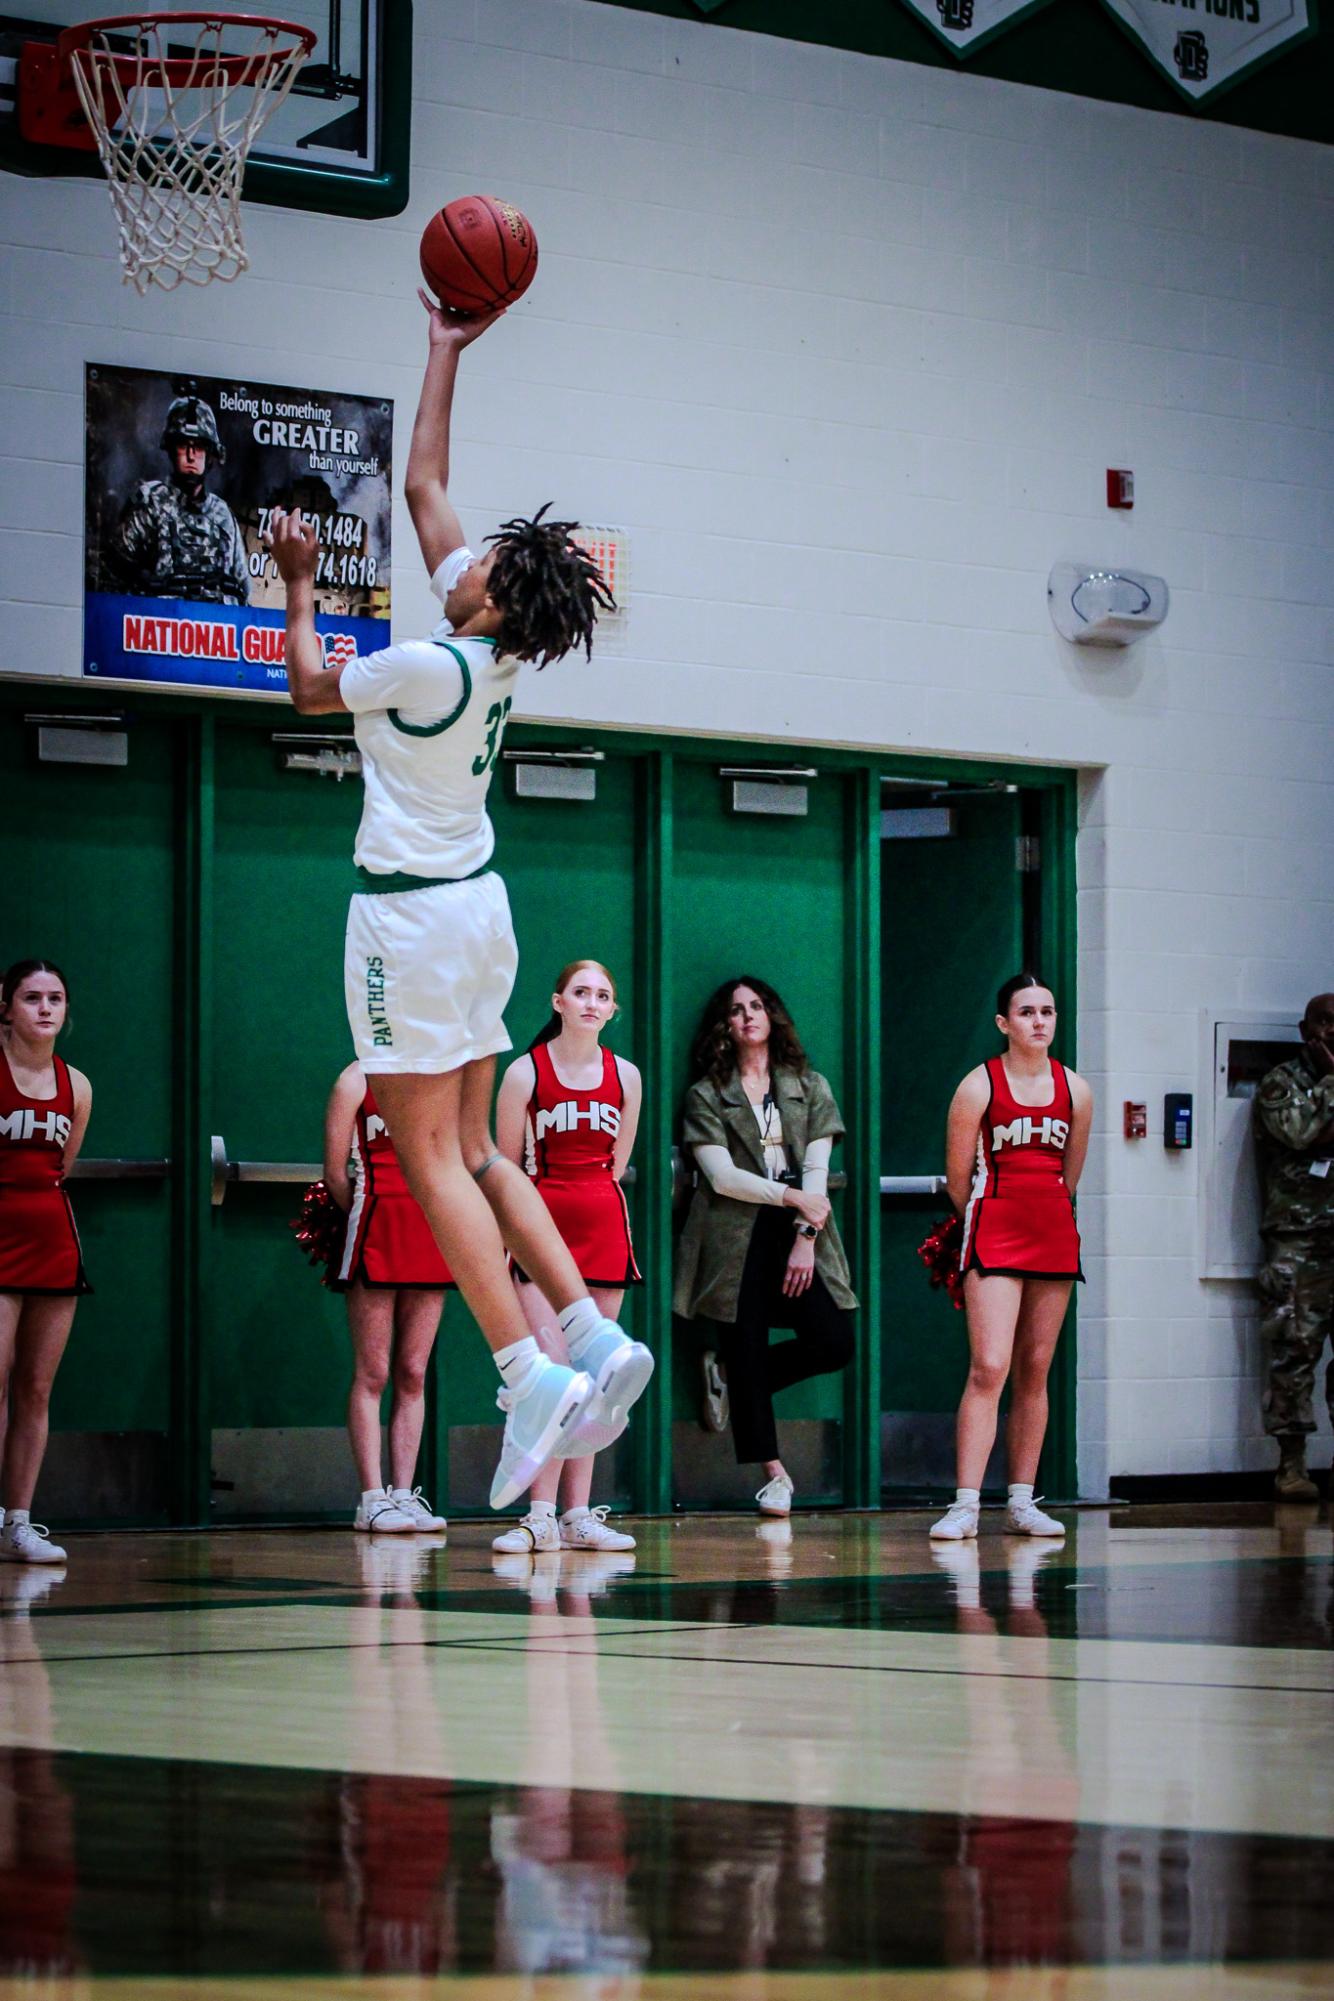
<box><xmin>1098</xmin><ymin>0</ymin><xmax>1315</xmax><ymax>103</ymax></box>
<box><xmin>890</xmin><ymin>0</ymin><xmax>1056</xmax><ymax>58</ymax></box>
<box><xmin>83</xmin><ymin>364</ymin><xmax>392</xmax><ymax>696</ymax></box>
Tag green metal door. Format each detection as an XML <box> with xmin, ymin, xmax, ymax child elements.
<box><xmin>206</xmin><ymin>720</ymin><xmax>361</xmax><ymax>1518</ymax></box>
<box><xmin>0</xmin><ymin>710</ymin><xmax>176</xmax><ymax>1523</ymax></box>
<box><xmin>879</xmin><ymin>788</ymin><xmax>1025</xmax><ymax>1495</ymax></box>
<box><xmin>669</xmin><ymin>760</ymin><xmax>855</xmax><ymax>1508</ymax></box>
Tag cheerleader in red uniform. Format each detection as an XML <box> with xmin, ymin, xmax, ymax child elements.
<box><xmin>324</xmin><ymin>1063</ymin><xmax>451</xmax><ymax>1536</ymax></box>
<box><xmin>931</xmin><ymin>973</ymin><xmax>1092</xmax><ymax>1543</ymax></box>
<box><xmin>493</xmin><ymin>962</ymin><xmax>642</xmax><ymax>1557</ymax></box>
<box><xmin>0</xmin><ymin>961</ymin><xmax>91</xmax><ymax>1566</ymax></box>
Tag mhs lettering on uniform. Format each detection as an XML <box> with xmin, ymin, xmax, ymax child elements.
<box><xmin>535</xmin><ymin>1102</ymin><xmax>622</xmax><ymax>1141</ymax></box>
<box><xmin>0</xmin><ymin>1108</ymin><xmax>72</xmax><ymax>1146</ymax></box>
<box><xmin>992</xmin><ymin>1116</ymin><xmax>1069</xmax><ymax>1152</ymax></box>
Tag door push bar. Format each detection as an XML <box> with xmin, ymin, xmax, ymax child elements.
<box><xmin>211</xmin><ymin>1136</ymin><xmax>321</xmax><ymax>1208</ymax></box>
<box><xmin>208</xmin><ymin>1139</ymin><xmax>864</xmax><ymax>1211</ymax></box>
<box><xmin>66</xmin><ymin>1157</ymin><xmax>171</xmax><ymax>1181</ymax></box>
<box><xmin>880</xmin><ymin>1175</ymin><xmax>948</xmax><ymax>1196</ymax></box>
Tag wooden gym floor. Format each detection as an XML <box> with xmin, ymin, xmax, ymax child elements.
<box><xmin>0</xmin><ymin>1503</ymin><xmax>1331</xmax><ymax>1998</ymax></box>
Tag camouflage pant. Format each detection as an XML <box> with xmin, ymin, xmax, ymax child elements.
<box><xmin>1258</xmin><ymin>1231</ymin><xmax>1334</xmax><ymax>1437</ymax></box>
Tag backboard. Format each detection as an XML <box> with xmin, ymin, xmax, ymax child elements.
<box><xmin>0</xmin><ymin>0</ymin><xmax>410</xmax><ymax>216</ymax></box>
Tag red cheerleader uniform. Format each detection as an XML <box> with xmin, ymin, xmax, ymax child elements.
<box><xmin>960</xmin><ymin>1056</ymin><xmax>1083</xmax><ymax>1281</ymax></box>
<box><xmin>0</xmin><ymin>1049</ymin><xmax>88</xmax><ymax>1296</ymax></box>
<box><xmin>521</xmin><ymin>1041</ymin><xmax>640</xmax><ymax>1288</ymax></box>
<box><xmin>335</xmin><ymin>1083</ymin><xmax>453</xmax><ymax>1290</ymax></box>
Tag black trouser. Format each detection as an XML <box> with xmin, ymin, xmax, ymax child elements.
<box><xmin>715</xmin><ymin>1207</ymin><xmax>856</xmax><ymax>1465</ymax></box>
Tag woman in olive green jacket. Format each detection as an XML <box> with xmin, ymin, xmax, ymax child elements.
<box><xmin>673</xmin><ymin>976</ymin><xmax>857</xmax><ymax>1518</ymax></box>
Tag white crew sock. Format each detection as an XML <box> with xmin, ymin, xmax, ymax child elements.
<box><xmin>558</xmin><ymin>1298</ymin><xmax>602</xmax><ymax>1357</ymax></box>
<box><xmin>1008</xmin><ymin>1483</ymin><xmax>1034</xmax><ymax>1508</ymax></box>
<box><xmin>494</xmin><ymin>1335</ymin><xmax>543</xmax><ymax>1399</ymax></box>
<box><xmin>7</xmin><ymin>1509</ymin><xmax>30</xmax><ymax>1528</ymax></box>
<box><xmin>361</xmin><ymin>1488</ymin><xmax>386</xmax><ymax>1509</ymax></box>
<box><xmin>955</xmin><ymin>1488</ymin><xmax>981</xmax><ymax>1509</ymax></box>
<box><xmin>527</xmin><ymin>1499</ymin><xmax>557</xmax><ymax>1520</ymax></box>
<box><xmin>561</xmin><ymin>1505</ymin><xmax>590</xmax><ymax>1523</ymax></box>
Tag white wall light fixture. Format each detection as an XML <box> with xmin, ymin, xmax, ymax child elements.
<box><xmin>1048</xmin><ymin>564</ymin><xmax>1169</xmax><ymax>647</ymax></box>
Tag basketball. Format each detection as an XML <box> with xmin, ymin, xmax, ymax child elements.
<box><xmin>419</xmin><ymin>194</ymin><xmax>538</xmax><ymax>315</ymax></box>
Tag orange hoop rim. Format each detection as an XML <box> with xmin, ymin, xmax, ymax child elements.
<box><xmin>56</xmin><ymin>11</ymin><xmax>318</xmax><ymax>88</ymax></box>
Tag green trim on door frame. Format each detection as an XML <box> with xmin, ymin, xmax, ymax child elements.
<box><xmin>5</xmin><ymin>683</ymin><xmax>1081</xmax><ymax>1518</ymax></box>
<box><xmin>170</xmin><ymin>715</ymin><xmax>215</xmax><ymax>1525</ymax></box>
<box><xmin>635</xmin><ymin>752</ymin><xmax>676</xmax><ymax>1515</ymax></box>
<box><xmin>842</xmin><ymin>767</ymin><xmax>882</xmax><ymax>1509</ymax></box>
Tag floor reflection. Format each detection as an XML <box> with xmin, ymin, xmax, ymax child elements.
<box><xmin>0</xmin><ymin>1512</ymin><xmax>1331</xmax><ymax>1984</ymax></box>
<box><xmin>0</xmin><ymin>1567</ymin><xmax>80</xmax><ymax>1981</ymax></box>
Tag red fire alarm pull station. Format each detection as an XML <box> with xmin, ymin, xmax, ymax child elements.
<box><xmin>1124</xmin><ymin>1102</ymin><xmax>1148</xmax><ymax>1139</ymax></box>
<box><xmin>1107</xmin><ymin>469</ymin><xmax>1134</xmax><ymax>509</ymax></box>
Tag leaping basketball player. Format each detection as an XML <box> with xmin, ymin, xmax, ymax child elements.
<box><xmin>267</xmin><ymin>296</ymin><xmax>653</xmax><ymax>1511</ymax></box>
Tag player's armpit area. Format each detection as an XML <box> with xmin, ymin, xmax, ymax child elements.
<box><xmin>289</xmin><ymin>667</ymin><xmax>349</xmax><ymax>715</ymax></box>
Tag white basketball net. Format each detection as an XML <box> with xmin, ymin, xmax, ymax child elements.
<box><xmin>67</xmin><ymin>15</ymin><xmax>312</xmax><ymax>294</ymax></box>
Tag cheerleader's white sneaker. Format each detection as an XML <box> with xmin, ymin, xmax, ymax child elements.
<box><xmin>353</xmin><ymin>1491</ymin><xmax>418</xmax><ymax>1534</ymax></box>
<box><xmin>492</xmin><ymin>1509</ymin><xmax>562</xmax><ymax>1554</ymax></box>
<box><xmin>1004</xmin><ymin>1495</ymin><xmax>1065</xmax><ymax>1538</ymax></box>
<box><xmin>0</xmin><ymin>1517</ymin><xmax>67</xmax><ymax>1564</ymax></box>
<box><xmin>560</xmin><ymin>1505</ymin><xmax>636</xmax><ymax>1552</ymax></box>
<box><xmin>390</xmin><ymin>1487</ymin><xmax>447</xmax><ymax>1531</ymax></box>
<box><xmin>929</xmin><ymin>1499</ymin><xmax>980</xmax><ymax>1541</ymax></box>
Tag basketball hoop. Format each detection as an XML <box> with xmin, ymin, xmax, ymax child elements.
<box><xmin>27</xmin><ymin>12</ymin><xmax>316</xmax><ymax>293</ymax></box>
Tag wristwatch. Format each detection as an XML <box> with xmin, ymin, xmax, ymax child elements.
<box><xmin>795</xmin><ymin>1222</ymin><xmax>819</xmax><ymax>1239</ymax></box>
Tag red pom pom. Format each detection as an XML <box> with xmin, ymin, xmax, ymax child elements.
<box><xmin>917</xmin><ymin>1212</ymin><xmax>966</xmax><ymax>1310</ymax></box>
<box><xmin>290</xmin><ymin>1180</ymin><xmax>347</xmax><ymax>1286</ymax></box>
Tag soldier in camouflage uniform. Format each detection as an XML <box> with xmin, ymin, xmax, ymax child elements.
<box><xmin>1254</xmin><ymin>993</ymin><xmax>1334</xmax><ymax>1500</ymax></box>
<box><xmin>110</xmin><ymin>394</ymin><xmax>249</xmax><ymax>606</ymax></box>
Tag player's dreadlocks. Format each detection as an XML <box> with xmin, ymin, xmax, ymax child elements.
<box><xmin>485</xmin><ymin>504</ymin><xmax>615</xmax><ymax>667</ymax></box>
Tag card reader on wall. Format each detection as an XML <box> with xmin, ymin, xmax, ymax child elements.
<box><xmin>1164</xmin><ymin>1094</ymin><xmax>1193</xmax><ymax>1150</ymax></box>
<box><xmin>1048</xmin><ymin>564</ymin><xmax>1169</xmax><ymax>647</ymax></box>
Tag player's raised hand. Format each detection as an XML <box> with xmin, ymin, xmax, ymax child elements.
<box><xmin>266</xmin><ymin>506</ymin><xmax>320</xmax><ymax>583</ymax></box>
<box><xmin>417</xmin><ymin>287</ymin><xmax>506</xmax><ymax>350</ymax></box>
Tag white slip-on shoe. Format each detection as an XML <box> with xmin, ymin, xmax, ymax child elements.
<box><xmin>929</xmin><ymin>1500</ymin><xmax>980</xmax><ymax>1541</ymax></box>
<box><xmin>560</xmin><ymin>1505</ymin><xmax>636</xmax><ymax>1552</ymax></box>
<box><xmin>700</xmin><ymin>1349</ymin><xmax>729</xmax><ymax>1433</ymax></box>
<box><xmin>490</xmin><ymin>1360</ymin><xmax>597</xmax><ymax>1510</ymax></box>
<box><xmin>755</xmin><ymin>1475</ymin><xmax>794</xmax><ymax>1517</ymax></box>
<box><xmin>1004</xmin><ymin>1495</ymin><xmax>1066</xmax><ymax>1538</ymax></box>
<box><xmin>353</xmin><ymin>1491</ymin><xmax>418</xmax><ymax>1534</ymax></box>
<box><xmin>491</xmin><ymin>1510</ymin><xmax>562</xmax><ymax>1554</ymax></box>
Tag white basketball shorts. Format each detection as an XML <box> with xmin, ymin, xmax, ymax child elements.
<box><xmin>344</xmin><ymin>871</ymin><xmax>518</xmax><ymax>1075</ymax></box>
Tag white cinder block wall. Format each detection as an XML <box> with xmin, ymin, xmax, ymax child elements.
<box><xmin>2</xmin><ymin>0</ymin><xmax>1331</xmax><ymax>1491</ymax></box>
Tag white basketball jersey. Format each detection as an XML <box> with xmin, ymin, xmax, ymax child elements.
<box><xmin>341</xmin><ymin>634</ymin><xmax>519</xmax><ymax>878</ymax></box>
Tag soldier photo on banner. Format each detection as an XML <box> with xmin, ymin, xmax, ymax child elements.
<box><xmin>1253</xmin><ymin>992</ymin><xmax>1334</xmax><ymax>1503</ymax></box>
<box><xmin>83</xmin><ymin>363</ymin><xmax>393</xmax><ymax>696</ymax></box>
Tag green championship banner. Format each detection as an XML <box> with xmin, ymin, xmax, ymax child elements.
<box><xmin>890</xmin><ymin>0</ymin><xmax>1056</xmax><ymax>59</ymax></box>
<box><xmin>1097</xmin><ymin>0</ymin><xmax>1316</xmax><ymax>103</ymax></box>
